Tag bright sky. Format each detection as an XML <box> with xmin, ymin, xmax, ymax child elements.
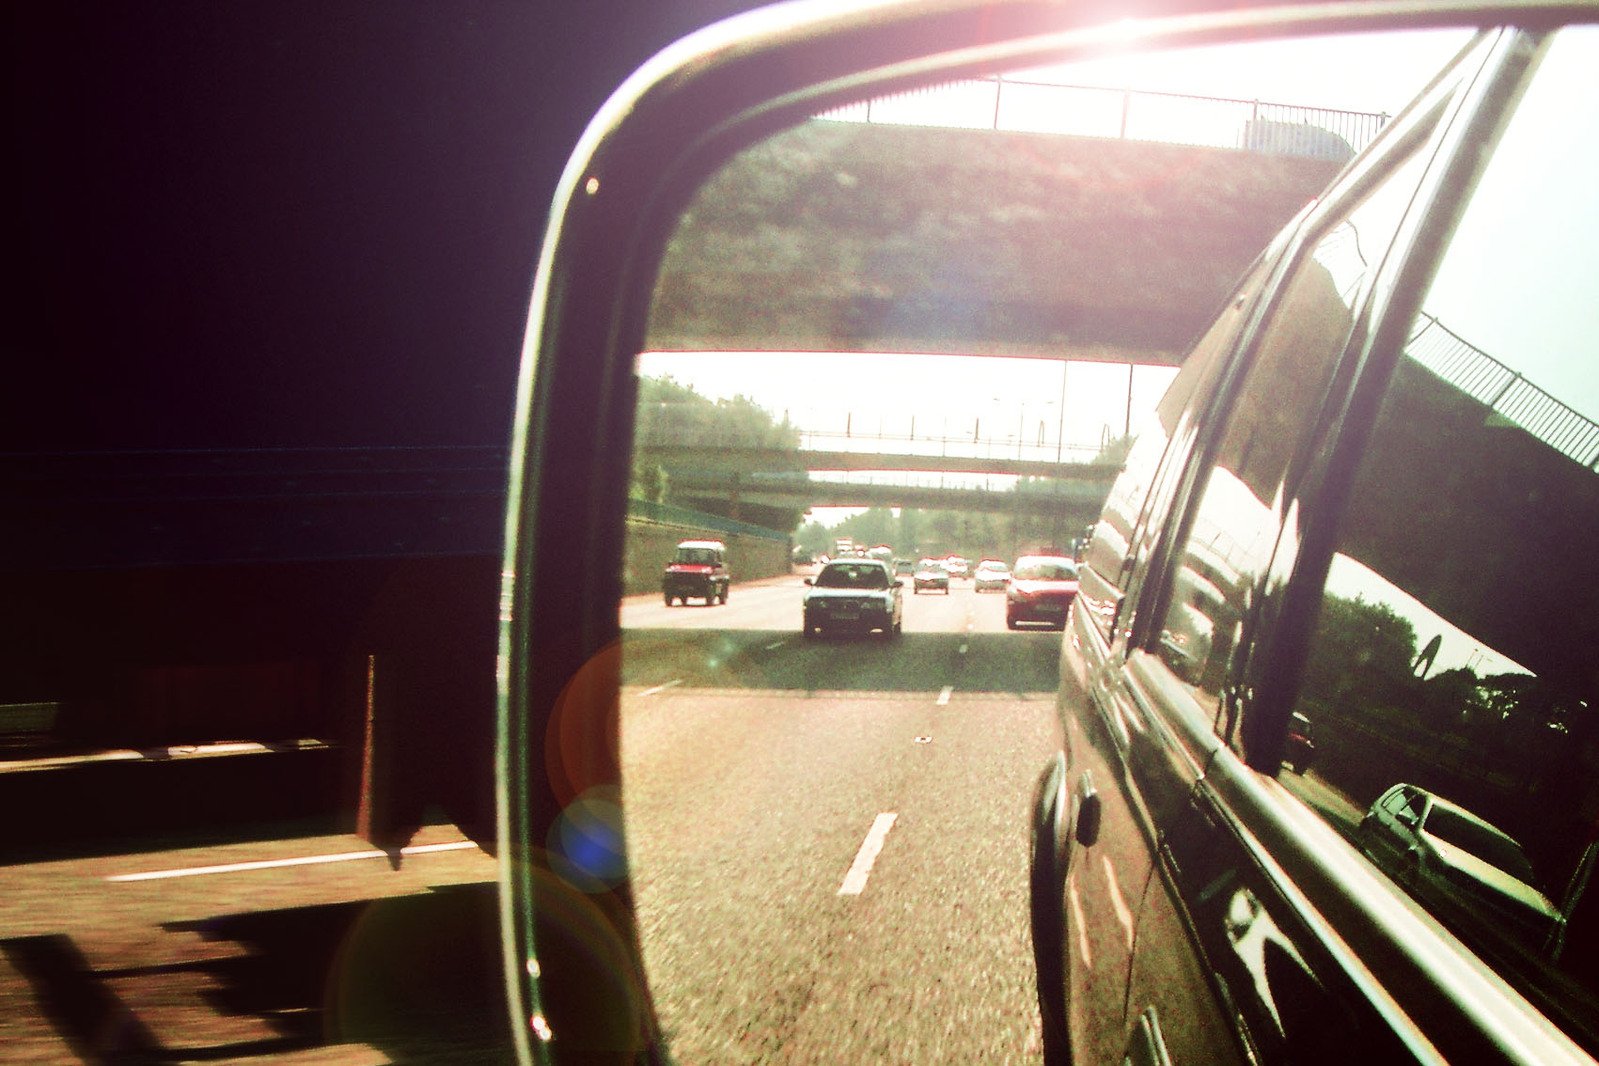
<box><xmin>639</xmin><ymin>27</ymin><xmax>1477</xmax><ymax>527</ymax></box>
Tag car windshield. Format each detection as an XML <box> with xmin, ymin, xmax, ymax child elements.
<box><xmin>816</xmin><ymin>563</ymin><xmax>890</xmax><ymax>589</ymax></box>
<box><xmin>675</xmin><ymin>548</ymin><xmax>719</xmax><ymax>564</ymax></box>
<box><xmin>1013</xmin><ymin>560</ymin><xmax>1077</xmax><ymax>580</ymax></box>
<box><xmin>1424</xmin><ymin>806</ymin><xmax>1538</xmax><ymax>883</ymax></box>
<box><xmin>978</xmin><ymin>562</ymin><xmax>1007</xmax><ymax>572</ymax></box>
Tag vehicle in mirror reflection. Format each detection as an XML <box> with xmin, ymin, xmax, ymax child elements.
<box><xmin>1359</xmin><ymin>784</ymin><xmax>1565</xmax><ymax>955</ymax></box>
<box><xmin>1005</xmin><ymin>555</ymin><xmax>1078</xmax><ymax>629</ymax></box>
<box><xmin>973</xmin><ymin>559</ymin><xmax>1012</xmax><ymax>592</ymax></box>
<box><xmin>801</xmin><ymin>558</ymin><xmax>904</xmax><ymax>639</ymax></box>
<box><xmin>912</xmin><ymin>559</ymin><xmax>952</xmax><ymax>594</ymax></box>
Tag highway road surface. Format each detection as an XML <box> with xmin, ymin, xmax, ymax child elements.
<box><xmin>620</xmin><ymin>567</ymin><xmax>1064</xmax><ymax>1061</ymax></box>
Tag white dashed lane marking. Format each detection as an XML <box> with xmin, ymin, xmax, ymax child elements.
<box><xmin>936</xmin><ymin>686</ymin><xmax>953</xmax><ymax>705</ymax></box>
<box><xmin>838</xmin><ymin>813</ymin><xmax>899</xmax><ymax>896</ymax></box>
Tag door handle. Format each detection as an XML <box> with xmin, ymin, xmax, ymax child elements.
<box><xmin>1075</xmin><ymin>771</ymin><xmax>1101</xmax><ymax>847</ymax></box>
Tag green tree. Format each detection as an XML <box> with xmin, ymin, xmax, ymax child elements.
<box><xmin>632</xmin><ymin>375</ymin><xmax>808</xmax><ymax>532</ymax></box>
<box><xmin>796</xmin><ymin>520</ymin><xmax>832</xmax><ymax>555</ymax></box>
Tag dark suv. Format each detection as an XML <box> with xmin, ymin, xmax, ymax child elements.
<box><xmin>1030</xmin><ymin>25</ymin><xmax>1599</xmax><ymax>1066</ymax></box>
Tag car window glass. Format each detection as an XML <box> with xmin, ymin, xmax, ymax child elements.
<box><xmin>1076</xmin><ymin>258</ymin><xmax>1270</xmax><ymax>645</ymax></box>
<box><xmin>816</xmin><ymin>563</ymin><xmax>889</xmax><ymax>589</ymax></box>
<box><xmin>1148</xmin><ymin>145</ymin><xmax>1431</xmax><ymax>707</ymax></box>
<box><xmin>1280</xmin><ymin>26</ymin><xmax>1599</xmax><ymax>1051</ymax></box>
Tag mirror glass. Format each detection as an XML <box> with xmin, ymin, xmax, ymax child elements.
<box><xmin>615</xmin><ymin>28</ymin><xmax>1470</xmax><ymax>1059</ymax></box>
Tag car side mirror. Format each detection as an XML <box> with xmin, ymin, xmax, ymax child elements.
<box><xmin>803</xmin><ymin>578</ymin><xmax>813</xmax><ymax>586</ymax></box>
<box><xmin>894</xmin><ymin>579</ymin><xmax>904</xmax><ymax>588</ymax></box>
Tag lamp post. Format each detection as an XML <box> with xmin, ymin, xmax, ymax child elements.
<box><xmin>1056</xmin><ymin>361</ymin><xmax>1068</xmax><ymax>462</ymax></box>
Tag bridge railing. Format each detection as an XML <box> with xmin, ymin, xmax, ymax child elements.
<box><xmin>1407</xmin><ymin>314</ymin><xmax>1599</xmax><ymax>471</ymax></box>
<box><xmin>726</xmin><ymin>469</ymin><xmax>1111</xmax><ymax>501</ymax></box>
<box><xmin>794</xmin><ymin>426</ymin><xmax>1110</xmax><ymax>464</ymax></box>
<box><xmin>633</xmin><ymin>410</ymin><xmax>1122</xmax><ymax>465</ymax></box>
<box><xmin>819</xmin><ymin>76</ymin><xmax>1387</xmax><ymax>159</ymax></box>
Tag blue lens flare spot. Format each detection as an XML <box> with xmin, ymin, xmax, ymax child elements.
<box><xmin>548</xmin><ymin>793</ymin><xmax>627</xmax><ymax>892</ymax></box>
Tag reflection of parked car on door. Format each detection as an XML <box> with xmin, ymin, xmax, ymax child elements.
<box><xmin>1283</xmin><ymin>712</ymin><xmax>1316</xmax><ymax>774</ymax></box>
<box><xmin>1359</xmin><ymin>784</ymin><xmax>1563</xmax><ymax>953</ymax></box>
<box><xmin>662</xmin><ymin>539</ymin><xmax>730</xmax><ymax>606</ymax></box>
<box><xmin>802</xmin><ymin>559</ymin><xmax>903</xmax><ymax>639</ymax></box>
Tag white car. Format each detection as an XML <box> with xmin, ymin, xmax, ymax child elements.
<box><xmin>973</xmin><ymin>560</ymin><xmax>1010</xmax><ymax>592</ymax></box>
<box><xmin>802</xmin><ymin>559</ymin><xmax>904</xmax><ymax>639</ymax></box>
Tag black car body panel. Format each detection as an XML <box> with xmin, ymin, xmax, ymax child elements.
<box><xmin>1030</xmin><ymin>20</ymin><xmax>1599</xmax><ymax>1066</ymax></box>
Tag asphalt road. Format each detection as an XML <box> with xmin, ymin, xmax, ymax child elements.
<box><xmin>620</xmin><ymin>569</ymin><xmax>1065</xmax><ymax>1062</ymax></box>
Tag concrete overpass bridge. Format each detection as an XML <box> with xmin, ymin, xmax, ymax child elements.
<box><xmin>646</xmin><ymin>117</ymin><xmax>1346</xmax><ymax>364</ymax></box>
<box><xmin>634</xmin><ymin>435</ymin><xmax>1122</xmax><ymax>480</ymax></box>
<box><xmin>666</xmin><ymin>468</ymin><xmax>1109</xmax><ymax>520</ymax></box>
<box><xmin>637</xmin><ymin>424</ymin><xmax>1121</xmax><ymax>523</ymax></box>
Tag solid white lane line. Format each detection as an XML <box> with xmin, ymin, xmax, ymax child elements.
<box><xmin>108</xmin><ymin>840</ymin><xmax>478</xmax><ymax>883</ymax></box>
<box><xmin>1102</xmin><ymin>855</ymin><xmax>1135</xmax><ymax>950</ymax></box>
<box><xmin>838</xmin><ymin>813</ymin><xmax>899</xmax><ymax>896</ymax></box>
<box><xmin>936</xmin><ymin>685</ymin><xmax>953</xmax><ymax>705</ymax></box>
<box><xmin>764</xmin><ymin>640</ymin><xmax>787</xmax><ymax>651</ymax></box>
<box><xmin>639</xmin><ymin>679</ymin><xmax>683</xmax><ymax>698</ymax></box>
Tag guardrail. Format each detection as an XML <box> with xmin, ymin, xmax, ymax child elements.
<box><xmin>819</xmin><ymin>76</ymin><xmax>1388</xmax><ymax>159</ymax></box>
<box><xmin>627</xmin><ymin>498</ymin><xmax>789</xmax><ymax>542</ymax></box>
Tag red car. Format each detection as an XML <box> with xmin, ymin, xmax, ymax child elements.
<box><xmin>1005</xmin><ymin>555</ymin><xmax>1077</xmax><ymax>629</ymax></box>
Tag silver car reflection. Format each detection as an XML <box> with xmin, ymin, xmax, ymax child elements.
<box><xmin>1359</xmin><ymin>784</ymin><xmax>1564</xmax><ymax>955</ymax></box>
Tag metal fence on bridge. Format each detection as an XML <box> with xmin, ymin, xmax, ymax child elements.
<box><xmin>819</xmin><ymin>76</ymin><xmax>1388</xmax><ymax>160</ymax></box>
<box><xmin>1407</xmin><ymin>314</ymin><xmax>1599</xmax><ymax>471</ymax></box>
<box><xmin>634</xmin><ymin>411</ymin><xmax>1123</xmax><ymax>466</ymax></box>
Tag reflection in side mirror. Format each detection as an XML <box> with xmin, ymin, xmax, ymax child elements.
<box><xmin>510</xmin><ymin>8</ymin><xmax>1493</xmax><ymax>1062</ymax></box>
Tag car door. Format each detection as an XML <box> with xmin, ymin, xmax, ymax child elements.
<box><xmin>1112</xmin><ymin>44</ymin><xmax>1485</xmax><ymax>1063</ymax></box>
<box><xmin>1049</xmin><ymin>242</ymin><xmax>1282</xmax><ymax>1063</ymax></box>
